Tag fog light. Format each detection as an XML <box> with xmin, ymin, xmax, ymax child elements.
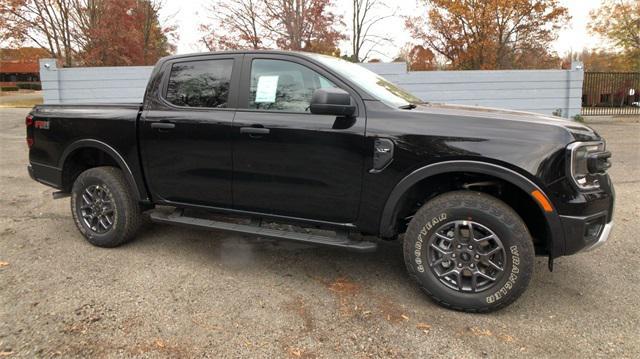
<box><xmin>584</xmin><ymin>218</ymin><xmax>605</xmax><ymax>242</ymax></box>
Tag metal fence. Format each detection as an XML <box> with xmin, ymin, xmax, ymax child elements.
<box><xmin>582</xmin><ymin>72</ymin><xmax>640</xmax><ymax>116</ymax></box>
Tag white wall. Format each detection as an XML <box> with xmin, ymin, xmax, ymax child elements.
<box><xmin>361</xmin><ymin>62</ymin><xmax>584</xmax><ymax>118</ymax></box>
<box><xmin>40</xmin><ymin>58</ymin><xmax>583</xmax><ymax>118</ymax></box>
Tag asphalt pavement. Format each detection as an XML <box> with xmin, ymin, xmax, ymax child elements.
<box><xmin>1</xmin><ymin>108</ymin><xmax>638</xmax><ymax>358</ymax></box>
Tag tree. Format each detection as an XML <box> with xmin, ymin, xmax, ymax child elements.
<box><xmin>74</xmin><ymin>0</ymin><xmax>176</xmax><ymax>66</ymax></box>
<box><xmin>565</xmin><ymin>49</ymin><xmax>637</xmax><ymax>72</ymax></box>
<box><xmin>588</xmin><ymin>0</ymin><xmax>640</xmax><ymax>71</ymax></box>
<box><xmin>0</xmin><ymin>0</ymin><xmax>175</xmax><ymax>66</ymax></box>
<box><xmin>407</xmin><ymin>45</ymin><xmax>437</xmax><ymax>71</ymax></box>
<box><xmin>261</xmin><ymin>0</ymin><xmax>344</xmax><ymax>54</ymax></box>
<box><xmin>405</xmin><ymin>0</ymin><xmax>569</xmax><ymax>70</ymax></box>
<box><xmin>200</xmin><ymin>0</ymin><xmax>345</xmax><ymax>55</ymax></box>
<box><xmin>199</xmin><ymin>0</ymin><xmax>264</xmax><ymax>51</ymax></box>
<box><xmin>0</xmin><ymin>0</ymin><xmax>76</xmax><ymax>66</ymax></box>
<box><xmin>350</xmin><ymin>0</ymin><xmax>395</xmax><ymax>62</ymax></box>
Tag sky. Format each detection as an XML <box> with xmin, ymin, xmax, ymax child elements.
<box><xmin>160</xmin><ymin>0</ymin><xmax>606</xmax><ymax>61</ymax></box>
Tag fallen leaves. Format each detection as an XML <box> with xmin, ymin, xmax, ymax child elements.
<box><xmin>377</xmin><ymin>297</ymin><xmax>408</xmax><ymax>324</ymax></box>
<box><xmin>287</xmin><ymin>347</ymin><xmax>315</xmax><ymax>358</ymax></box>
<box><xmin>0</xmin><ymin>350</ymin><xmax>13</xmax><ymax>357</ymax></box>
<box><xmin>469</xmin><ymin>327</ymin><xmax>493</xmax><ymax>337</ymax></box>
<box><xmin>320</xmin><ymin>276</ymin><xmax>360</xmax><ymax>317</ymax></box>
<box><xmin>326</xmin><ymin>277</ymin><xmax>360</xmax><ymax>294</ymax></box>
<box><xmin>130</xmin><ymin>338</ymin><xmax>191</xmax><ymax>356</ymax></box>
<box><xmin>498</xmin><ymin>334</ymin><xmax>515</xmax><ymax>343</ymax></box>
<box><xmin>0</xmin><ymin>261</ymin><xmax>8</xmax><ymax>268</ymax></box>
<box><xmin>457</xmin><ymin>326</ymin><xmax>518</xmax><ymax>344</ymax></box>
<box><xmin>288</xmin><ymin>347</ymin><xmax>303</xmax><ymax>357</ymax></box>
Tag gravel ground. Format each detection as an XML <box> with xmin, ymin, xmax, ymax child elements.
<box><xmin>1</xmin><ymin>108</ymin><xmax>639</xmax><ymax>358</ymax></box>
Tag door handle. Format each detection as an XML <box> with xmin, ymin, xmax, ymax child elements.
<box><xmin>150</xmin><ymin>122</ymin><xmax>175</xmax><ymax>129</ymax></box>
<box><xmin>240</xmin><ymin>127</ymin><xmax>270</xmax><ymax>136</ymax></box>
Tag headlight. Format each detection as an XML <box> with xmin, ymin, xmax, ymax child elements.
<box><xmin>567</xmin><ymin>141</ymin><xmax>611</xmax><ymax>190</ymax></box>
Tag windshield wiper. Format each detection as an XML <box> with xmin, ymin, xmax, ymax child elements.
<box><xmin>399</xmin><ymin>103</ymin><xmax>417</xmax><ymax>110</ymax></box>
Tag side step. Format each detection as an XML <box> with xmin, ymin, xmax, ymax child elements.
<box><xmin>149</xmin><ymin>210</ymin><xmax>378</xmax><ymax>253</ymax></box>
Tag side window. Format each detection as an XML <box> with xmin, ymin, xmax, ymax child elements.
<box><xmin>248</xmin><ymin>59</ymin><xmax>338</xmax><ymax>112</ymax></box>
<box><xmin>165</xmin><ymin>59</ymin><xmax>233</xmax><ymax>108</ymax></box>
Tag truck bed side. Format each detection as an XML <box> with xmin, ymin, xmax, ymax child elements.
<box><xmin>28</xmin><ymin>103</ymin><xmax>147</xmax><ymax>200</ymax></box>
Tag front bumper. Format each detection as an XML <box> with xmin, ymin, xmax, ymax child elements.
<box><xmin>559</xmin><ymin>212</ymin><xmax>613</xmax><ymax>254</ymax></box>
<box><xmin>554</xmin><ymin>173</ymin><xmax>615</xmax><ymax>255</ymax></box>
<box><xmin>584</xmin><ymin>221</ymin><xmax>613</xmax><ymax>252</ymax></box>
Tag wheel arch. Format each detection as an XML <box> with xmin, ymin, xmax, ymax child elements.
<box><xmin>379</xmin><ymin>160</ymin><xmax>565</xmax><ymax>257</ymax></box>
<box><xmin>59</xmin><ymin>139</ymin><xmax>144</xmax><ymax>201</ymax></box>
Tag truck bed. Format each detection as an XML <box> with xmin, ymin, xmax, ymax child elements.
<box><xmin>28</xmin><ymin>103</ymin><xmax>145</xmax><ymax>196</ymax></box>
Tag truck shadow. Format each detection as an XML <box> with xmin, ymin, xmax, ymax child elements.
<box><xmin>126</xmin><ymin>219</ymin><xmax>600</xmax><ymax>316</ymax></box>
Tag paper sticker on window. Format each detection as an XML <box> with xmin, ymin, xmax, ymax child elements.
<box><xmin>255</xmin><ymin>75</ymin><xmax>279</xmax><ymax>103</ymax></box>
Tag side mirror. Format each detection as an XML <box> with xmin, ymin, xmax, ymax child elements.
<box><xmin>309</xmin><ymin>88</ymin><xmax>356</xmax><ymax>117</ymax></box>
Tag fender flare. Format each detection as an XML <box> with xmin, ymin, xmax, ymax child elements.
<box><xmin>379</xmin><ymin>160</ymin><xmax>564</xmax><ymax>256</ymax></box>
<box><xmin>59</xmin><ymin>139</ymin><xmax>146</xmax><ymax>201</ymax></box>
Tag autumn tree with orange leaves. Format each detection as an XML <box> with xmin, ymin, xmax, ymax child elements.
<box><xmin>588</xmin><ymin>0</ymin><xmax>639</xmax><ymax>71</ymax></box>
<box><xmin>74</xmin><ymin>0</ymin><xmax>176</xmax><ymax>66</ymax></box>
<box><xmin>0</xmin><ymin>0</ymin><xmax>176</xmax><ymax>66</ymax></box>
<box><xmin>200</xmin><ymin>0</ymin><xmax>344</xmax><ymax>55</ymax></box>
<box><xmin>407</xmin><ymin>45</ymin><xmax>437</xmax><ymax>71</ymax></box>
<box><xmin>405</xmin><ymin>0</ymin><xmax>570</xmax><ymax>70</ymax></box>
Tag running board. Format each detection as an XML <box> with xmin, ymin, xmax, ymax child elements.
<box><xmin>149</xmin><ymin>210</ymin><xmax>378</xmax><ymax>252</ymax></box>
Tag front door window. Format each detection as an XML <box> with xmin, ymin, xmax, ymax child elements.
<box><xmin>248</xmin><ymin>59</ymin><xmax>337</xmax><ymax>112</ymax></box>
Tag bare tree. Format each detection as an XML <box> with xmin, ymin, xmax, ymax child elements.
<box><xmin>351</xmin><ymin>0</ymin><xmax>395</xmax><ymax>62</ymax></box>
<box><xmin>260</xmin><ymin>0</ymin><xmax>345</xmax><ymax>54</ymax></box>
<box><xmin>200</xmin><ymin>0</ymin><xmax>344</xmax><ymax>54</ymax></box>
<box><xmin>199</xmin><ymin>0</ymin><xmax>265</xmax><ymax>51</ymax></box>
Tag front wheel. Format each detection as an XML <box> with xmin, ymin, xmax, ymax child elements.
<box><xmin>71</xmin><ymin>166</ymin><xmax>142</xmax><ymax>247</ymax></box>
<box><xmin>403</xmin><ymin>191</ymin><xmax>534</xmax><ymax>312</ymax></box>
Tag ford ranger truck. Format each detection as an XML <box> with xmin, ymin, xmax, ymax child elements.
<box><xmin>26</xmin><ymin>51</ymin><xmax>614</xmax><ymax>312</ymax></box>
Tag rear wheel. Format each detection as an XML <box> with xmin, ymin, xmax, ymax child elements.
<box><xmin>403</xmin><ymin>191</ymin><xmax>534</xmax><ymax>312</ymax></box>
<box><xmin>71</xmin><ymin>166</ymin><xmax>142</xmax><ymax>247</ymax></box>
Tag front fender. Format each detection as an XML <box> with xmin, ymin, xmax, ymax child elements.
<box><xmin>379</xmin><ymin>160</ymin><xmax>565</xmax><ymax>257</ymax></box>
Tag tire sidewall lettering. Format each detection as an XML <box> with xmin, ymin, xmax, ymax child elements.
<box><xmin>414</xmin><ymin>213</ymin><xmax>447</xmax><ymax>273</ymax></box>
<box><xmin>485</xmin><ymin>245</ymin><xmax>520</xmax><ymax>304</ymax></box>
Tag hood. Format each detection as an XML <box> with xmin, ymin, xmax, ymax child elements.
<box><xmin>417</xmin><ymin>102</ymin><xmax>600</xmax><ymax>142</ymax></box>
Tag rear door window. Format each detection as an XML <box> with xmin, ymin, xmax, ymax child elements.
<box><xmin>165</xmin><ymin>59</ymin><xmax>233</xmax><ymax>108</ymax></box>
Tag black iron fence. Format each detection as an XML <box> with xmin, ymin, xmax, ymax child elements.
<box><xmin>582</xmin><ymin>72</ymin><xmax>640</xmax><ymax>116</ymax></box>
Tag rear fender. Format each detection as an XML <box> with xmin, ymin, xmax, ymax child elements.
<box><xmin>59</xmin><ymin>139</ymin><xmax>146</xmax><ymax>201</ymax></box>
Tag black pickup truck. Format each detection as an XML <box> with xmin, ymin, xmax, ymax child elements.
<box><xmin>27</xmin><ymin>50</ymin><xmax>614</xmax><ymax>312</ymax></box>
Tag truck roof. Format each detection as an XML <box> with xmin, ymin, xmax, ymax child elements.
<box><xmin>158</xmin><ymin>50</ymin><xmax>325</xmax><ymax>63</ymax></box>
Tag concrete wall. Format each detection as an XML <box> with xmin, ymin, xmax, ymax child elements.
<box><xmin>40</xmin><ymin>58</ymin><xmax>583</xmax><ymax>118</ymax></box>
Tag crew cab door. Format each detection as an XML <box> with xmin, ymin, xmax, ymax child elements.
<box><xmin>232</xmin><ymin>54</ymin><xmax>366</xmax><ymax>223</ymax></box>
<box><xmin>139</xmin><ymin>54</ymin><xmax>241</xmax><ymax>207</ymax></box>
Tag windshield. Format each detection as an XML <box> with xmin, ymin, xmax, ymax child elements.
<box><xmin>309</xmin><ymin>54</ymin><xmax>424</xmax><ymax>108</ymax></box>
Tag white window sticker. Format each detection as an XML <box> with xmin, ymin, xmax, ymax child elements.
<box><xmin>255</xmin><ymin>75</ymin><xmax>279</xmax><ymax>103</ymax></box>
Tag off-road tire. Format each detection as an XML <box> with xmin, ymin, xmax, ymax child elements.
<box><xmin>403</xmin><ymin>191</ymin><xmax>534</xmax><ymax>313</ymax></box>
<box><xmin>71</xmin><ymin>166</ymin><xmax>142</xmax><ymax>247</ymax></box>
